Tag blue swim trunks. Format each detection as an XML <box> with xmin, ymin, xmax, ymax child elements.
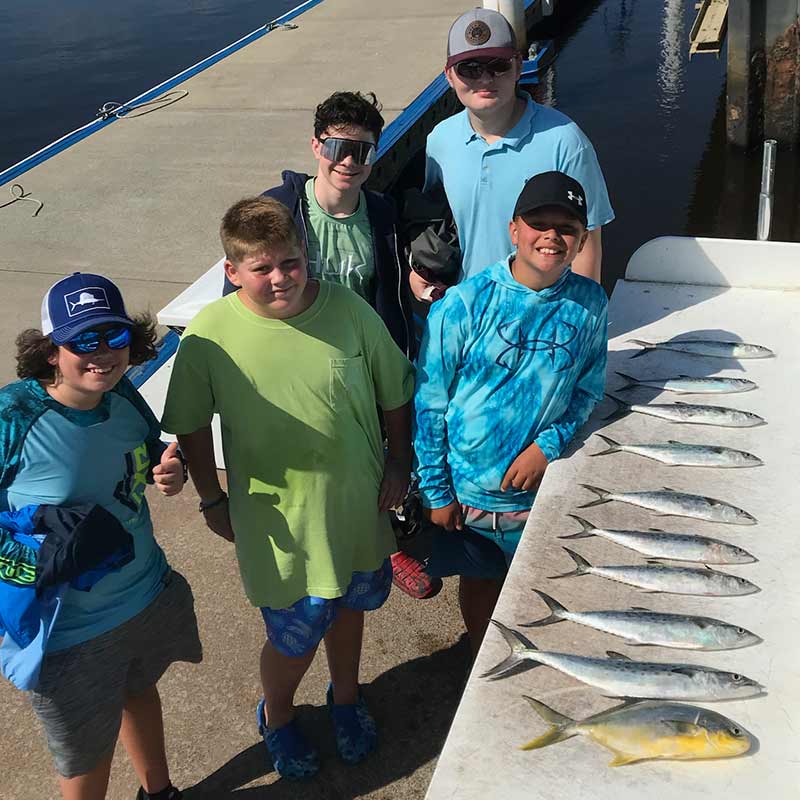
<box><xmin>260</xmin><ymin>559</ymin><xmax>392</xmax><ymax>657</ymax></box>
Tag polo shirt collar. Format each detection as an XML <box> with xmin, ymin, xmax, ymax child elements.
<box><xmin>462</xmin><ymin>95</ymin><xmax>538</xmax><ymax>146</ymax></box>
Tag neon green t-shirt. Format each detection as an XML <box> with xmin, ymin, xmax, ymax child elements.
<box><xmin>305</xmin><ymin>178</ymin><xmax>376</xmax><ymax>303</ymax></box>
<box><xmin>161</xmin><ymin>282</ymin><xmax>414</xmax><ymax>608</ymax></box>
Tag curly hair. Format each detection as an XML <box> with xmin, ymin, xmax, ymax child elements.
<box><xmin>313</xmin><ymin>91</ymin><xmax>384</xmax><ymax>142</ymax></box>
<box><xmin>15</xmin><ymin>313</ymin><xmax>159</xmax><ymax>381</ymax></box>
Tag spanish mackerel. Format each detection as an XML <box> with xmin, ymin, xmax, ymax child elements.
<box><xmin>551</xmin><ymin>547</ymin><xmax>760</xmax><ymax>596</ymax></box>
<box><xmin>482</xmin><ymin>621</ymin><xmax>764</xmax><ymax>700</ymax></box>
<box><xmin>615</xmin><ymin>372</ymin><xmax>757</xmax><ymax>394</ymax></box>
<box><xmin>579</xmin><ymin>484</ymin><xmax>757</xmax><ymax>525</ymax></box>
<box><xmin>605</xmin><ymin>394</ymin><xmax>766</xmax><ymax>428</ymax></box>
<box><xmin>521</xmin><ymin>590</ymin><xmax>761</xmax><ymax>650</ymax></box>
<box><xmin>628</xmin><ymin>339</ymin><xmax>774</xmax><ymax>359</ymax></box>
<box><xmin>590</xmin><ymin>434</ymin><xmax>763</xmax><ymax>469</ymax></box>
<box><xmin>561</xmin><ymin>515</ymin><xmax>757</xmax><ymax>563</ymax></box>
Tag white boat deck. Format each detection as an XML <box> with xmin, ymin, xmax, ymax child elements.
<box><xmin>425</xmin><ymin>236</ymin><xmax>800</xmax><ymax>799</ymax></box>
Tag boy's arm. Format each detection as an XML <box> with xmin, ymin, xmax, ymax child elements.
<box><xmin>378</xmin><ymin>401</ymin><xmax>412</xmax><ymax>512</ymax></box>
<box><xmin>533</xmin><ymin>305</ymin><xmax>609</xmax><ymax>463</ymax></box>
<box><xmin>177</xmin><ymin>426</ymin><xmax>234</xmax><ymax>543</ymax></box>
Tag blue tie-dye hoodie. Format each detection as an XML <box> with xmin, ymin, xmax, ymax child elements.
<box><xmin>414</xmin><ymin>258</ymin><xmax>608</xmax><ymax>512</ymax></box>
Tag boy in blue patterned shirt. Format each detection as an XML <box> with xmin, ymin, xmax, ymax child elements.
<box><xmin>413</xmin><ymin>172</ymin><xmax>608</xmax><ymax>655</ymax></box>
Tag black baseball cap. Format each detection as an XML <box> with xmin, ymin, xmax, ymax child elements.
<box><xmin>512</xmin><ymin>171</ymin><xmax>588</xmax><ymax>227</ymax></box>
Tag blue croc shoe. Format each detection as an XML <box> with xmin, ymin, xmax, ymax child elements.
<box><xmin>256</xmin><ymin>699</ymin><xmax>319</xmax><ymax>780</ymax></box>
<box><xmin>326</xmin><ymin>684</ymin><xmax>377</xmax><ymax>764</ymax></box>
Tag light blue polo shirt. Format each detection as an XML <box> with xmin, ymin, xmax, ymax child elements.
<box><xmin>424</xmin><ymin>96</ymin><xmax>615</xmax><ymax>280</ymax></box>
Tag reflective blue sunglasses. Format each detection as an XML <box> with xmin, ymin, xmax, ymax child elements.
<box><xmin>64</xmin><ymin>325</ymin><xmax>132</xmax><ymax>355</ymax></box>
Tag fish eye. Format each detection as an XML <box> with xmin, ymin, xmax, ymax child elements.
<box><xmin>732</xmin><ymin>674</ymin><xmax>742</xmax><ymax>681</ymax></box>
<box><xmin>731</xmin><ymin>726</ymin><xmax>742</xmax><ymax>736</ymax></box>
<box><xmin>736</xmin><ymin>628</ymin><xmax>745</xmax><ymax>634</ymax></box>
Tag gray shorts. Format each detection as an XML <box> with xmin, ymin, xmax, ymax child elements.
<box><xmin>29</xmin><ymin>569</ymin><xmax>202</xmax><ymax>778</ymax></box>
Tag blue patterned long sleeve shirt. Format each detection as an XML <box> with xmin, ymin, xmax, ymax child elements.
<box><xmin>414</xmin><ymin>259</ymin><xmax>608</xmax><ymax>512</ymax></box>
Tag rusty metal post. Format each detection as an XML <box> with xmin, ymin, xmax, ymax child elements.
<box><xmin>727</xmin><ymin>0</ymin><xmax>765</xmax><ymax>147</ymax></box>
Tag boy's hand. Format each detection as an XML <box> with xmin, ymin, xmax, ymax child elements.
<box><xmin>152</xmin><ymin>442</ymin><xmax>185</xmax><ymax>497</ymax></box>
<box><xmin>378</xmin><ymin>456</ymin><xmax>410</xmax><ymax>512</ymax></box>
<box><xmin>501</xmin><ymin>443</ymin><xmax>549</xmax><ymax>493</ymax></box>
<box><xmin>409</xmin><ymin>270</ymin><xmax>447</xmax><ymax>304</ymax></box>
<box><xmin>425</xmin><ymin>501</ymin><xmax>464</xmax><ymax>531</ymax></box>
<box><xmin>202</xmin><ymin>500</ymin><xmax>235</xmax><ymax>543</ymax></box>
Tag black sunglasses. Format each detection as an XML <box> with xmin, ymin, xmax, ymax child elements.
<box><xmin>454</xmin><ymin>57</ymin><xmax>515</xmax><ymax>80</ymax></box>
<box><xmin>64</xmin><ymin>325</ymin><xmax>132</xmax><ymax>355</ymax></box>
<box><xmin>318</xmin><ymin>136</ymin><xmax>377</xmax><ymax>166</ymax></box>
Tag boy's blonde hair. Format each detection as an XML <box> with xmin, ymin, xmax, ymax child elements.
<box><xmin>220</xmin><ymin>196</ymin><xmax>302</xmax><ymax>264</ymax></box>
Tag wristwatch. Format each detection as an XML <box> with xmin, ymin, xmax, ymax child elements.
<box><xmin>199</xmin><ymin>491</ymin><xmax>227</xmax><ymax>513</ymax></box>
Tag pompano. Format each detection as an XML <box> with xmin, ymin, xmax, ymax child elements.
<box><xmin>615</xmin><ymin>372</ymin><xmax>757</xmax><ymax>394</ymax></box>
<box><xmin>560</xmin><ymin>515</ymin><xmax>757</xmax><ymax>563</ymax></box>
<box><xmin>590</xmin><ymin>434</ymin><xmax>763</xmax><ymax>469</ymax></box>
<box><xmin>551</xmin><ymin>547</ymin><xmax>760</xmax><ymax>596</ymax></box>
<box><xmin>579</xmin><ymin>484</ymin><xmax>757</xmax><ymax>525</ymax></box>
<box><xmin>605</xmin><ymin>394</ymin><xmax>766</xmax><ymax>428</ymax></box>
<box><xmin>519</xmin><ymin>696</ymin><xmax>755</xmax><ymax>766</ymax></box>
<box><xmin>521</xmin><ymin>590</ymin><xmax>762</xmax><ymax>650</ymax></box>
<box><xmin>482</xmin><ymin>621</ymin><xmax>764</xmax><ymax>701</ymax></box>
<box><xmin>627</xmin><ymin>339</ymin><xmax>774</xmax><ymax>359</ymax></box>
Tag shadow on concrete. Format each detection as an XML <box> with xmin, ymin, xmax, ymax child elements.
<box><xmin>184</xmin><ymin>635</ymin><xmax>471</xmax><ymax>798</ymax></box>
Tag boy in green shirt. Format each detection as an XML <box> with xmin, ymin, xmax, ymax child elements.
<box><xmin>162</xmin><ymin>197</ymin><xmax>414</xmax><ymax>779</ymax></box>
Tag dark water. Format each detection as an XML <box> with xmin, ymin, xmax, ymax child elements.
<box><xmin>2</xmin><ymin>0</ymin><xmax>798</xmax><ymax>290</ymax></box>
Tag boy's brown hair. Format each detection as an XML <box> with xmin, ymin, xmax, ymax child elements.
<box><xmin>220</xmin><ymin>196</ymin><xmax>302</xmax><ymax>264</ymax></box>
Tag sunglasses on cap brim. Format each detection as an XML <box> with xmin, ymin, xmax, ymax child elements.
<box><xmin>63</xmin><ymin>325</ymin><xmax>132</xmax><ymax>355</ymax></box>
<box><xmin>318</xmin><ymin>137</ymin><xmax>377</xmax><ymax>166</ymax></box>
<box><xmin>454</xmin><ymin>57</ymin><xmax>515</xmax><ymax>80</ymax></box>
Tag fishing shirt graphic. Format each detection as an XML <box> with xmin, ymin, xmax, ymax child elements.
<box><xmin>495</xmin><ymin>319</ymin><xmax>578</xmax><ymax>373</ymax></box>
<box><xmin>114</xmin><ymin>442</ymin><xmax>149</xmax><ymax>513</ymax></box>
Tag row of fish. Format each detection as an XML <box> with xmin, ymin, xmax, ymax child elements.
<box><xmin>489</xmin><ymin>338</ymin><xmax>772</xmax><ymax>766</ymax></box>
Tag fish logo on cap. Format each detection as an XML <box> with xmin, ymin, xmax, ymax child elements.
<box><xmin>64</xmin><ymin>287</ymin><xmax>111</xmax><ymax>317</ymax></box>
<box><xmin>465</xmin><ymin>20</ymin><xmax>492</xmax><ymax>46</ymax></box>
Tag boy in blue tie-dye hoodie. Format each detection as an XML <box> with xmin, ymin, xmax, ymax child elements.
<box><xmin>413</xmin><ymin>171</ymin><xmax>608</xmax><ymax>655</ymax></box>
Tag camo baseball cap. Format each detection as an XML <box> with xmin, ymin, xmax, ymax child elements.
<box><xmin>446</xmin><ymin>7</ymin><xmax>518</xmax><ymax>69</ymax></box>
<box><xmin>41</xmin><ymin>272</ymin><xmax>133</xmax><ymax>344</ymax></box>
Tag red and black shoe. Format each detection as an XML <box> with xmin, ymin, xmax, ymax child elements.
<box><xmin>390</xmin><ymin>551</ymin><xmax>442</xmax><ymax>600</ymax></box>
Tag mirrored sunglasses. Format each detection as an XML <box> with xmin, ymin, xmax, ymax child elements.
<box><xmin>454</xmin><ymin>58</ymin><xmax>514</xmax><ymax>80</ymax></box>
<box><xmin>64</xmin><ymin>325</ymin><xmax>132</xmax><ymax>355</ymax></box>
<box><xmin>319</xmin><ymin>136</ymin><xmax>377</xmax><ymax>166</ymax></box>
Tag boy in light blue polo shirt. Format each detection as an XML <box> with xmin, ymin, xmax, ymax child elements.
<box><xmin>412</xmin><ymin>8</ymin><xmax>613</xmax><ymax>294</ymax></box>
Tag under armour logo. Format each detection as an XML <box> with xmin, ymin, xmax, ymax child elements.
<box><xmin>567</xmin><ymin>190</ymin><xmax>584</xmax><ymax>207</ymax></box>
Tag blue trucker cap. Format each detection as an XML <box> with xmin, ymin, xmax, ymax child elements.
<box><xmin>41</xmin><ymin>273</ymin><xmax>133</xmax><ymax>344</ymax></box>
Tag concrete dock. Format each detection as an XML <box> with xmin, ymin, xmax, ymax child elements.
<box><xmin>0</xmin><ymin>1</ymin><xmax>476</xmax><ymax>797</ymax></box>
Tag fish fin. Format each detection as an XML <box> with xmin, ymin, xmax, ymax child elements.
<box><xmin>642</xmin><ymin>590</ymin><xmax>663</xmax><ymax>594</ymax></box>
<box><xmin>548</xmin><ymin>547</ymin><xmax>592</xmax><ymax>580</ymax></box>
<box><xmin>606</xmin><ymin>650</ymin><xmax>632</xmax><ymax>660</ymax></box>
<box><xmin>559</xmin><ymin>514</ymin><xmax>596</xmax><ymax>540</ymax></box>
<box><xmin>577</xmin><ymin>484</ymin><xmax>611</xmax><ymax>509</ymax></box>
<box><xmin>647</xmin><ymin>527</ymin><xmax>665</xmax><ymax>532</ymax></box>
<box><xmin>629</xmin><ymin>606</ymin><xmax>652</xmax><ymax>612</ymax></box>
<box><xmin>520</xmin><ymin>590</ymin><xmax>568</xmax><ymax>628</ymax></box>
<box><xmin>626</xmin><ymin>339</ymin><xmax>653</xmax><ymax>360</ymax></box>
<box><xmin>667</xmin><ymin>666</ymin><xmax>701</xmax><ymax>677</ymax></box>
<box><xmin>613</xmin><ymin>372</ymin><xmax>639</xmax><ymax>391</ymax></box>
<box><xmin>662</xmin><ymin>486</ymin><xmax>678</xmax><ymax>492</ymax></box>
<box><xmin>646</xmin><ymin>559</ymin><xmax>666</xmax><ymax>565</ymax></box>
<box><xmin>480</xmin><ymin>621</ymin><xmax>541</xmax><ymax>680</ymax></box>
<box><xmin>602</xmin><ymin>394</ymin><xmax>629</xmax><ymax>422</ymax></box>
<box><xmin>662</xmin><ymin>720</ymin><xmax>703</xmax><ymax>736</ymax></box>
<box><xmin>589</xmin><ymin>433</ymin><xmax>622</xmax><ymax>457</ymax></box>
<box><xmin>673</xmin><ymin>401</ymin><xmax>688</xmax><ymax>406</ymax></box>
<box><xmin>622</xmin><ymin>640</ymin><xmax>647</xmax><ymax>646</ymax></box>
<box><xmin>519</xmin><ymin>696</ymin><xmax>577</xmax><ymax>751</ymax></box>
<box><xmin>666</xmin><ymin>440</ymin><xmax>684</xmax><ymax>445</ymax></box>
<box><xmin>608</xmin><ymin>752</ymin><xmax>643</xmax><ymax>767</ymax></box>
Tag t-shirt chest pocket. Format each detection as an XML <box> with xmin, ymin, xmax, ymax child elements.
<box><xmin>329</xmin><ymin>355</ymin><xmax>367</xmax><ymax>409</ymax></box>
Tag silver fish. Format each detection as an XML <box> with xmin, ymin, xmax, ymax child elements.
<box><xmin>519</xmin><ymin>697</ymin><xmax>756</xmax><ymax>765</ymax></box>
<box><xmin>615</xmin><ymin>372</ymin><xmax>757</xmax><ymax>394</ymax></box>
<box><xmin>560</xmin><ymin>515</ymin><xmax>757</xmax><ymax>563</ymax></box>
<box><xmin>579</xmin><ymin>484</ymin><xmax>757</xmax><ymax>525</ymax></box>
<box><xmin>521</xmin><ymin>590</ymin><xmax>762</xmax><ymax>650</ymax></box>
<box><xmin>605</xmin><ymin>394</ymin><xmax>766</xmax><ymax>428</ymax></box>
<box><xmin>482</xmin><ymin>621</ymin><xmax>764</xmax><ymax>701</ymax></box>
<box><xmin>590</xmin><ymin>434</ymin><xmax>763</xmax><ymax>469</ymax></box>
<box><xmin>551</xmin><ymin>547</ymin><xmax>760</xmax><ymax>596</ymax></box>
<box><xmin>628</xmin><ymin>339</ymin><xmax>774</xmax><ymax>359</ymax></box>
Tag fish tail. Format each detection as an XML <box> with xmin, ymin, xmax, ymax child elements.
<box><xmin>480</xmin><ymin>620</ymin><xmax>541</xmax><ymax>680</ymax></box>
<box><xmin>613</xmin><ymin>371</ymin><xmax>640</xmax><ymax>391</ymax></box>
<box><xmin>626</xmin><ymin>339</ymin><xmax>653</xmax><ymax>359</ymax></box>
<box><xmin>548</xmin><ymin>547</ymin><xmax>592</xmax><ymax>579</ymax></box>
<box><xmin>520</xmin><ymin>590</ymin><xmax>568</xmax><ymax>628</ymax></box>
<box><xmin>589</xmin><ymin>434</ymin><xmax>621</xmax><ymax>458</ymax></box>
<box><xmin>602</xmin><ymin>393</ymin><xmax>628</xmax><ymax>422</ymax></box>
<box><xmin>577</xmin><ymin>484</ymin><xmax>612</xmax><ymax>508</ymax></box>
<box><xmin>558</xmin><ymin>514</ymin><xmax>596</xmax><ymax>540</ymax></box>
<box><xmin>519</xmin><ymin>696</ymin><xmax>576</xmax><ymax>751</ymax></box>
